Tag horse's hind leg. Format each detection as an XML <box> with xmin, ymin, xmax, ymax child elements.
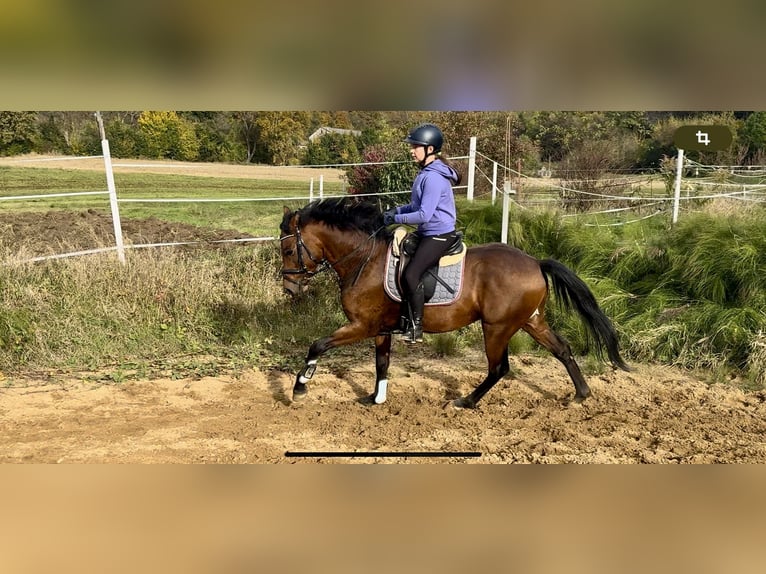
<box><xmin>370</xmin><ymin>334</ymin><xmax>392</xmax><ymax>404</ymax></box>
<box><xmin>523</xmin><ymin>314</ymin><xmax>591</xmax><ymax>402</ymax></box>
<box><xmin>453</xmin><ymin>323</ymin><xmax>515</xmax><ymax>409</ymax></box>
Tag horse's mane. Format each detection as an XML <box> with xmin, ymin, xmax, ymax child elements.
<box><xmin>284</xmin><ymin>196</ymin><xmax>392</xmax><ymax>240</ymax></box>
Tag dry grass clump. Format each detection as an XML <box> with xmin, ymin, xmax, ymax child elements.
<box><xmin>0</xmin><ymin>243</ymin><xmax>341</xmax><ymax>372</ymax></box>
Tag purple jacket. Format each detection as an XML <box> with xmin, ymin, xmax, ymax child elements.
<box><xmin>393</xmin><ymin>159</ymin><xmax>458</xmax><ymax>236</ymax></box>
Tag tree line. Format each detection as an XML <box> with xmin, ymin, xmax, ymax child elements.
<box><xmin>2</xmin><ymin>110</ymin><xmax>766</xmax><ymax>176</ymax></box>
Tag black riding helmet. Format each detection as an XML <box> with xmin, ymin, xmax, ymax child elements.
<box><xmin>404</xmin><ymin>123</ymin><xmax>444</xmax><ymax>165</ymax></box>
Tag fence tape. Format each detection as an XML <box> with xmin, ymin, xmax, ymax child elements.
<box><xmin>5</xmin><ymin>237</ymin><xmax>276</xmax><ymax>265</ymax></box>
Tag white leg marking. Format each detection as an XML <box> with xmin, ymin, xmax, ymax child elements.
<box><xmin>373</xmin><ymin>379</ymin><xmax>388</xmax><ymax>404</ymax></box>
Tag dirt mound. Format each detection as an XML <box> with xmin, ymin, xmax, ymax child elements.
<box><xmin>0</xmin><ymin>210</ymin><xmax>252</xmax><ymax>257</ymax></box>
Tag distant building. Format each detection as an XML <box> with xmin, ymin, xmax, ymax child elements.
<box><xmin>308</xmin><ymin>127</ymin><xmax>362</xmax><ymax>142</ymax></box>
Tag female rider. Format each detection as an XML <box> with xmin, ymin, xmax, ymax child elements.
<box><xmin>383</xmin><ymin>123</ymin><xmax>461</xmax><ymax>343</ymax></box>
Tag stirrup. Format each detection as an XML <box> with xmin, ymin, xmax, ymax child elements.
<box><xmin>404</xmin><ymin>322</ymin><xmax>423</xmax><ymax>344</ymax></box>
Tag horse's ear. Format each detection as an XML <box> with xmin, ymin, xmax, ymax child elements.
<box><xmin>283</xmin><ymin>206</ymin><xmax>291</xmax><ymax>216</ymax></box>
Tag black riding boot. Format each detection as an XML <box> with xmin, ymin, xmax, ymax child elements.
<box><xmin>394</xmin><ymin>300</ymin><xmax>409</xmax><ymax>334</ymax></box>
<box><xmin>404</xmin><ymin>285</ymin><xmax>424</xmax><ymax>344</ymax></box>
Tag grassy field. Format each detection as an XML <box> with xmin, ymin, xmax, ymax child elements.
<box><xmin>0</xmin><ymin>164</ymin><xmax>348</xmax><ymax>237</ymax></box>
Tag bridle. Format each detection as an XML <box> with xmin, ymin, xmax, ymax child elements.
<box><xmin>280</xmin><ymin>224</ymin><xmax>328</xmax><ymax>289</ymax></box>
<box><xmin>280</xmin><ymin>216</ymin><xmax>386</xmax><ymax>290</ymax></box>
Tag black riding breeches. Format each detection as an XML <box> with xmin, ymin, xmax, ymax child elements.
<box><xmin>401</xmin><ymin>231</ymin><xmax>457</xmax><ymax>297</ymax></box>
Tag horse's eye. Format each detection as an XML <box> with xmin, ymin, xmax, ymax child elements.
<box><xmin>283</xmin><ymin>249</ymin><xmax>294</xmax><ymax>256</ymax></box>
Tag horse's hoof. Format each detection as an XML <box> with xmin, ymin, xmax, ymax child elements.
<box><xmin>447</xmin><ymin>397</ymin><xmax>474</xmax><ymax>410</ymax></box>
<box><xmin>567</xmin><ymin>393</ymin><xmax>588</xmax><ymax>407</ymax></box>
<box><xmin>292</xmin><ymin>389</ymin><xmax>307</xmax><ymax>403</ymax></box>
<box><xmin>357</xmin><ymin>394</ymin><xmax>376</xmax><ymax>405</ymax></box>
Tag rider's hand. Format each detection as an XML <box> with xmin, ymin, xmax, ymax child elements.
<box><xmin>383</xmin><ymin>209</ymin><xmax>396</xmax><ymax>226</ymax></box>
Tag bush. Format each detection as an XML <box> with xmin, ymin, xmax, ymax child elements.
<box><xmin>345</xmin><ymin>143</ymin><xmax>416</xmax><ymax>208</ymax></box>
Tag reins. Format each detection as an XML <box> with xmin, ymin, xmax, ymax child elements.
<box><xmin>339</xmin><ymin>225</ymin><xmax>386</xmax><ymax>288</ymax></box>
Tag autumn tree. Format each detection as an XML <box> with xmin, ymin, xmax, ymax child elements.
<box><xmin>251</xmin><ymin>112</ymin><xmax>311</xmax><ymax>165</ymax></box>
<box><xmin>104</xmin><ymin>113</ymin><xmax>142</xmax><ymax>158</ymax></box>
<box><xmin>137</xmin><ymin>111</ymin><xmax>200</xmax><ymax>161</ymax></box>
<box><xmin>33</xmin><ymin>112</ymin><xmax>100</xmax><ymax>155</ymax></box>
<box><xmin>303</xmin><ymin>131</ymin><xmax>361</xmax><ymax>165</ymax></box>
<box><xmin>0</xmin><ymin>111</ymin><xmax>37</xmax><ymax>155</ymax></box>
<box><xmin>176</xmin><ymin>112</ymin><xmax>241</xmax><ymax>162</ymax></box>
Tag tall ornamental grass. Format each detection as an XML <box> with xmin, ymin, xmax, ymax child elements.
<box><xmin>457</xmin><ymin>200</ymin><xmax>766</xmax><ymax>388</ymax></box>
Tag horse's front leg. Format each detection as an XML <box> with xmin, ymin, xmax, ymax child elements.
<box><xmin>292</xmin><ymin>322</ymin><xmax>371</xmax><ymax>402</ymax></box>
<box><xmin>292</xmin><ymin>336</ymin><xmax>332</xmax><ymax>401</ymax></box>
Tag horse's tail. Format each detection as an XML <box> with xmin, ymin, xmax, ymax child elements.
<box><xmin>539</xmin><ymin>259</ymin><xmax>631</xmax><ymax>372</ymax></box>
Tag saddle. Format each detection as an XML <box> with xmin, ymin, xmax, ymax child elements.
<box><xmin>384</xmin><ymin>227</ymin><xmax>467</xmax><ymax>305</ymax></box>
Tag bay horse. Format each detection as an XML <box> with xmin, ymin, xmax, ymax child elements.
<box><xmin>279</xmin><ymin>196</ymin><xmax>629</xmax><ymax>409</ymax></box>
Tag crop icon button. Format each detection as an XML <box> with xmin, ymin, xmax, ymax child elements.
<box><xmin>673</xmin><ymin>125</ymin><xmax>732</xmax><ymax>151</ymax></box>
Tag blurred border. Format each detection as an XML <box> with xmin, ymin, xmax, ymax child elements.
<box><xmin>3</xmin><ymin>2</ymin><xmax>766</xmax><ymax>571</ymax></box>
<box><xmin>2</xmin><ymin>1</ymin><xmax>765</xmax><ymax>110</ymax></box>
<box><xmin>1</xmin><ymin>465</ymin><xmax>765</xmax><ymax>573</ymax></box>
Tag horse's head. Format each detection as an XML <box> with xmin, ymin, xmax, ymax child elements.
<box><xmin>279</xmin><ymin>206</ymin><xmax>326</xmax><ymax>298</ymax></box>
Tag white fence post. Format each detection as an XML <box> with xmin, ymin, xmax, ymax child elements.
<box><xmin>491</xmin><ymin>161</ymin><xmax>498</xmax><ymax>205</ymax></box>
<box><xmin>672</xmin><ymin>149</ymin><xmax>684</xmax><ymax>225</ymax></box>
<box><xmin>466</xmin><ymin>136</ymin><xmax>477</xmax><ymax>201</ymax></box>
<box><xmin>501</xmin><ymin>185</ymin><xmax>513</xmax><ymax>244</ymax></box>
<box><xmin>309</xmin><ymin>178</ymin><xmax>314</xmax><ymax>201</ymax></box>
<box><xmin>319</xmin><ymin>175</ymin><xmax>324</xmax><ymax>199</ymax></box>
<box><xmin>95</xmin><ymin>112</ymin><xmax>126</xmax><ymax>264</ymax></box>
